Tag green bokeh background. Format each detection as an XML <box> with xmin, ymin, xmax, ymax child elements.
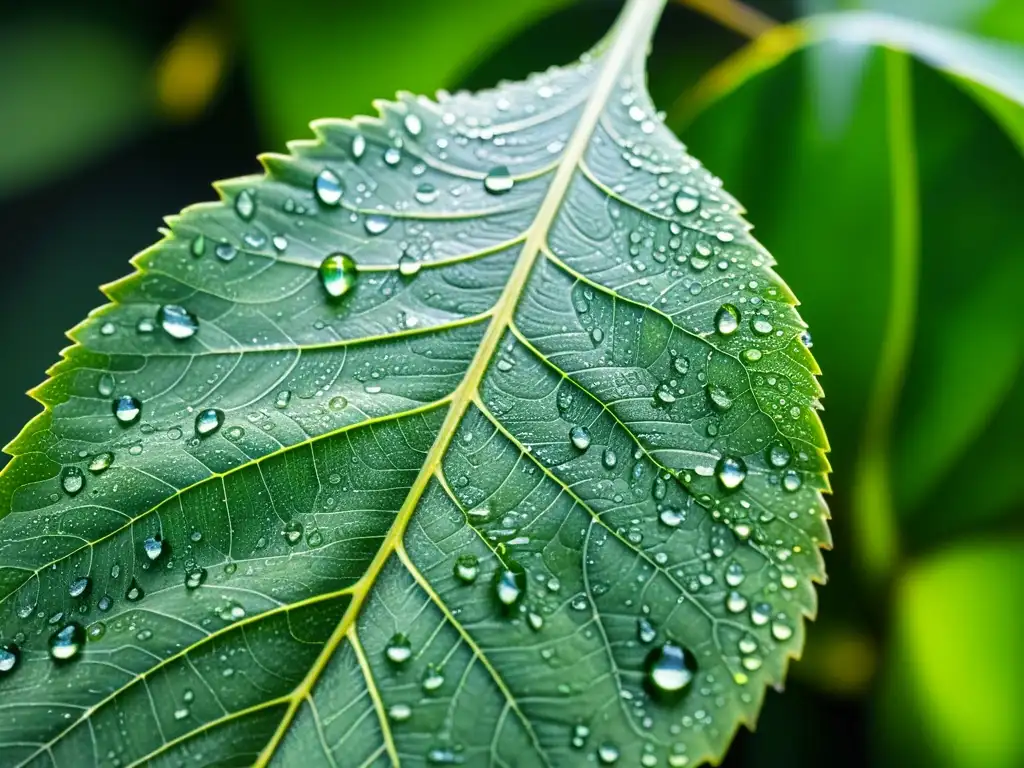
<box><xmin>1</xmin><ymin>0</ymin><xmax>1021</xmax><ymax>765</ymax></box>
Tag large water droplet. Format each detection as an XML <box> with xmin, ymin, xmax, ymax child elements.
<box><xmin>195</xmin><ymin>408</ymin><xmax>224</xmax><ymax>437</ymax></box>
<box><xmin>494</xmin><ymin>561</ymin><xmax>526</xmax><ymax>609</ymax></box>
<box><xmin>483</xmin><ymin>165</ymin><xmax>514</xmax><ymax>194</ymax></box>
<box><xmin>659</xmin><ymin>507</ymin><xmax>684</xmax><ymax>528</ymax></box>
<box><xmin>674</xmin><ymin>192</ymin><xmax>699</xmax><ymax>214</ymax></box>
<box><xmin>453</xmin><ymin>553</ymin><xmax>479</xmax><ymax>583</ymax></box>
<box><xmin>414</xmin><ymin>183</ymin><xmax>438</xmax><ymax>205</ymax></box>
<box><xmin>0</xmin><ymin>644</ymin><xmax>18</xmax><ymax>675</ymax></box>
<box><xmin>597</xmin><ymin>744</ymin><xmax>621</xmax><ymax>764</ymax></box>
<box><xmin>68</xmin><ymin>576</ymin><xmax>91</xmax><ymax>598</ymax></box>
<box><xmin>385</xmin><ymin>633</ymin><xmax>412</xmax><ymax>664</ymax></box>
<box><xmin>569</xmin><ymin>425</ymin><xmax>591</xmax><ymax>451</ymax></box>
<box><xmin>49</xmin><ymin>623</ymin><xmax>86</xmax><ymax>662</ymax></box>
<box><xmin>715</xmin><ymin>304</ymin><xmax>740</xmax><ymax>335</ymax></box>
<box><xmin>143</xmin><ymin>535</ymin><xmax>164</xmax><ymax>561</ymax></box>
<box><xmin>235</xmin><ymin>190</ymin><xmax>255</xmax><ymax>220</ymax></box>
<box><xmin>315</xmin><ymin>169</ymin><xmax>343</xmax><ymax>205</ymax></box>
<box><xmin>112</xmin><ymin>395</ymin><xmax>142</xmax><ymax>425</ymax></box>
<box><xmin>716</xmin><ymin>456</ymin><xmax>746</xmax><ymax>490</ymax></box>
<box><xmin>643</xmin><ymin>641</ymin><xmax>697</xmax><ymax>701</ymax></box>
<box><xmin>422</xmin><ymin>664</ymin><xmax>445</xmax><ymax>692</ymax></box>
<box><xmin>61</xmin><ymin>466</ymin><xmax>85</xmax><ymax>495</ymax></box>
<box><xmin>404</xmin><ymin>113</ymin><xmax>422</xmax><ymax>136</ymax></box>
<box><xmin>157</xmin><ymin>305</ymin><xmax>199</xmax><ymax>340</ymax></box>
<box><xmin>282</xmin><ymin>520</ymin><xmax>304</xmax><ymax>545</ymax></box>
<box><xmin>319</xmin><ymin>253</ymin><xmax>358</xmax><ymax>298</ymax></box>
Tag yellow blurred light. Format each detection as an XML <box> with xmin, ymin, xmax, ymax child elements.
<box><xmin>155</xmin><ymin>21</ymin><xmax>226</xmax><ymax>121</ymax></box>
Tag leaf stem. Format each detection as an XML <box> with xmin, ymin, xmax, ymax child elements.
<box><xmin>674</xmin><ymin>0</ymin><xmax>777</xmax><ymax>40</ymax></box>
<box><xmin>853</xmin><ymin>48</ymin><xmax>919</xmax><ymax>584</ymax></box>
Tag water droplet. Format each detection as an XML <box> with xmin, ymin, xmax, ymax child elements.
<box><xmin>569</xmin><ymin>425</ymin><xmax>591</xmax><ymax>451</ymax></box>
<box><xmin>68</xmin><ymin>577</ymin><xmax>90</xmax><ymax>598</ymax></box>
<box><xmin>98</xmin><ymin>373</ymin><xmax>115</xmax><ymax>397</ymax></box>
<box><xmin>185</xmin><ymin>567</ymin><xmax>207</xmax><ymax>590</ymax></box>
<box><xmin>659</xmin><ymin>508</ymin><xmax>683</xmax><ymax>528</ymax></box>
<box><xmin>602</xmin><ymin>448</ymin><xmax>617</xmax><ymax>469</ymax></box>
<box><xmin>422</xmin><ymin>664</ymin><xmax>444</xmax><ymax>692</ymax></box>
<box><xmin>191</xmin><ymin>234</ymin><xmax>206</xmax><ymax>257</ymax></box>
<box><xmin>426</xmin><ymin>747</ymin><xmax>460</xmax><ymax>765</ymax></box>
<box><xmin>637</xmin><ymin>617</ymin><xmax>656</xmax><ymax>644</ymax></box>
<box><xmin>157</xmin><ymin>305</ymin><xmax>199</xmax><ymax>340</ymax></box>
<box><xmin>195</xmin><ymin>408</ymin><xmax>223</xmax><ymax>436</ymax></box>
<box><xmin>100</xmin><ymin>321</ymin><xmax>116</xmax><ymax>336</ymax></box>
<box><xmin>674</xmin><ymin>192</ymin><xmax>699</xmax><ymax>214</ymax></box>
<box><xmin>782</xmin><ymin>471</ymin><xmax>802</xmax><ymax>492</ymax></box>
<box><xmin>725</xmin><ymin>561</ymin><xmax>745</xmax><ymax>587</ymax></box>
<box><xmin>772</xmin><ymin>620</ymin><xmax>793</xmax><ymax>641</ymax></box>
<box><xmin>126</xmin><ymin>579</ymin><xmax>145</xmax><ymax>602</ymax></box>
<box><xmin>404</xmin><ymin>113</ymin><xmax>422</xmax><ymax>136</ymax></box>
<box><xmin>0</xmin><ymin>644</ymin><xmax>19</xmax><ymax>675</ymax></box>
<box><xmin>389</xmin><ymin>703</ymin><xmax>412</xmax><ymax>722</ymax></box>
<box><xmin>61</xmin><ymin>466</ymin><xmax>85</xmax><ymax>495</ymax></box>
<box><xmin>319</xmin><ymin>253</ymin><xmax>358</xmax><ymax>298</ymax></box>
<box><xmin>385</xmin><ymin>633</ymin><xmax>412</xmax><ymax>664</ymax></box>
<box><xmin>715</xmin><ymin>304</ymin><xmax>740</xmax><ymax>335</ymax></box>
<box><xmin>716</xmin><ymin>456</ymin><xmax>746</xmax><ymax>490</ymax></box>
<box><xmin>49</xmin><ymin>623</ymin><xmax>86</xmax><ymax>662</ymax></box>
<box><xmin>136</xmin><ymin>318</ymin><xmax>154</xmax><ymax>334</ymax></box>
<box><xmin>453</xmin><ymin>553</ymin><xmax>479</xmax><ymax>583</ymax></box>
<box><xmin>767</xmin><ymin>443</ymin><xmax>791</xmax><ymax>468</ymax></box>
<box><xmin>272</xmin><ymin>234</ymin><xmax>288</xmax><ymax>252</ymax></box>
<box><xmin>143</xmin><ymin>535</ymin><xmax>164</xmax><ymax>561</ymax></box>
<box><xmin>315</xmin><ymin>169</ymin><xmax>344</xmax><ymax>205</ymax></box>
<box><xmin>97</xmin><ymin>595</ymin><xmax>113</xmax><ymax>612</ymax></box>
<box><xmin>275</xmin><ymin>390</ymin><xmax>292</xmax><ymax>409</ymax></box>
<box><xmin>384</xmin><ymin>147</ymin><xmax>402</xmax><ymax>166</ymax></box>
<box><xmin>215</xmin><ymin>242</ymin><xmax>237</xmax><ymax>262</ymax></box>
<box><xmin>351</xmin><ymin>134</ymin><xmax>366</xmax><ymax>159</ymax></box>
<box><xmin>112</xmin><ymin>395</ymin><xmax>142</xmax><ymax>425</ymax></box>
<box><xmin>483</xmin><ymin>165</ymin><xmax>514</xmax><ymax>194</ymax></box>
<box><xmin>800</xmin><ymin>331</ymin><xmax>813</xmax><ymax>348</ymax></box>
<box><xmin>726</xmin><ymin>591</ymin><xmax>748</xmax><ymax>613</ymax></box>
<box><xmin>364</xmin><ymin>213</ymin><xmax>392</xmax><ymax>235</ymax></box>
<box><xmin>328</xmin><ymin>395</ymin><xmax>348</xmax><ymax>411</ymax></box>
<box><xmin>398</xmin><ymin>253</ymin><xmax>422</xmax><ymax>276</ymax></box>
<box><xmin>494</xmin><ymin>561</ymin><xmax>526</xmax><ymax>609</ymax></box>
<box><xmin>751</xmin><ymin>318</ymin><xmax>773</xmax><ymax>335</ymax></box>
<box><xmin>750</xmin><ymin>603</ymin><xmax>771</xmax><ymax>626</ymax></box>
<box><xmin>414</xmin><ymin>182</ymin><xmax>438</xmax><ymax>205</ymax></box>
<box><xmin>282</xmin><ymin>520</ymin><xmax>304</xmax><ymax>545</ymax></box>
<box><xmin>598</xmin><ymin>744</ymin><xmax>621</xmax><ymax>764</ymax></box>
<box><xmin>742</xmin><ymin>348</ymin><xmax>762</xmax><ymax>362</ymax></box>
<box><xmin>644</xmin><ymin>641</ymin><xmax>697</xmax><ymax>701</ymax></box>
<box><xmin>235</xmin><ymin>190</ymin><xmax>255</xmax><ymax>220</ymax></box>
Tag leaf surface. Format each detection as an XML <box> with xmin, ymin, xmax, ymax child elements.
<box><xmin>0</xmin><ymin>0</ymin><xmax>829</xmax><ymax>765</ymax></box>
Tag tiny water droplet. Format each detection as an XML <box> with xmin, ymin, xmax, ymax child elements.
<box><xmin>61</xmin><ymin>466</ymin><xmax>85</xmax><ymax>495</ymax></box>
<box><xmin>602</xmin><ymin>448</ymin><xmax>617</xmax><ymax>469</ymax></box>
<box><xmin>398</xmin><ymin>253</ymin><xmax>422</xmax><ymax>277</ymax></box>
<box><xmin>715</xmin><ymin>304</ymin><xmax>740</xmax><ymax>335</ymax></box>
<box><xmin>157</xmin><ymin>305</ymin><xmax>199</xmax><ymax>340</ymax></box>
<box><xmin>483</xmin><ymin>165</ymin><xmax>514</xmax><ymax>194</ymax></box>
<box><xmin>364</xmin><ymin>213</ymin><xmax>392</xmax><ymax>235</ymax></box>
<box><xmin>494</xmin><ymin>561</ymin><xmax>526</xmax><ymax>609</ymax></box>
<box><xmin>716</xmin><ymin>456</ymin><xmax>746</xmax><ymax>490</ymax></box>
<box><xmin>453</xmin><ymin>553</ymin><xmax>479</xmax><ymax>583</ymax></box>
<box><xmin>68</xmin><ymin>577</ymin><xmax>90</xmax><ymax>598</ymax></box>
<box><xmin>385</xmin><ymin>633</ymin><xmax>412</xmax><ymax>664</ymax></box>
<box><xmin>569</xmin><ymin>425</ymin><xmax>591</xmax><ymax>451</ymax></box>
<box><xmin>414</xmin><ymin>183</ymin><xmax>438</xmax><ymax>205</ymax></box>
<box><xmin>49</xmin><ymin>623</ymin><xmax>86</xmax><ymax>662</ymax></box>
<box><xmin>637</xmin><ymin>617</ymin><xmax>656</xmax><ymax>644</ymax></box>
<box><xmin>112</xmin><ymin>395</ymin><xmax>142</xmax><ymax>425</ymax></box>
<box><xmin>282</xmin><ymin>520</ymin><xmax>303</xmax><ymax>545</ymax></box>
<box><xmin>782</xmin><ymin>470</ymin><xmax>802</xmax><ymax>492</ymax></box>
<box><xmin>143</xmin><ymin>535</ymin><xmax>164</xmax><ymax>561</ymax></box>
<box><xmin>98</xmin><ymin>373</ymin><xmax>115</xmax><ymax>397</ymax></box>
<box><xmin>315</xmin><ymin>169</ymin><xmax>344</xmax><ymax>205</ymax></box>
<box><xmin>195</xmin><ymin>408</ymin><xmax>223</xmax><ymax>436</ymax></box>
<box><xmin>644</xmin><ymin>641</ymin><xmax>697</xmax><ymax>701</ymax></box>
<box><xmin>674</xmin><ymin>192</ymin><xmax>699</xmax><ymax>214</ymax></box>
<box><xmin>319</xmin><ymin>253</ymin><xmax>358</xmax><ymax>298</ymax></box>
<box><xmin>235</xmin><ymin>189</ymin><xmax>256</xmax><ymax>220</ymax></box>
<box><xmin>0</xmin><ymin>645</ymin><xmax>19</xmax><ymax>675</ymax></box>
<box><xmin>422</xmin><ymin>664</ymin><xmax>445</xmax><ymax>692</ymax></box>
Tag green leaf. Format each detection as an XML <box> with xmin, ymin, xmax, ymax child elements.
<box><xmin>0</xmin><ymin>0</ymin><xmax>829</xmax><ymax>764</ymax></box>
<box><xmin>877</xmin><ymin>540</ymin><xmax>1024</xmax><ymax>768</ymax></box>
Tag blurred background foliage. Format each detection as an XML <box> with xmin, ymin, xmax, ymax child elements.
<box><xmin>0</xmin><ymin>0</ymin><xmax>1021</xmax><ymax>765</ymax></box>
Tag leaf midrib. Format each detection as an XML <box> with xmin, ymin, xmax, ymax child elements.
<box><xmin>254</xmin><ymin>0</ymin><xmax>668</xmax><ymax>763</ymax></box>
